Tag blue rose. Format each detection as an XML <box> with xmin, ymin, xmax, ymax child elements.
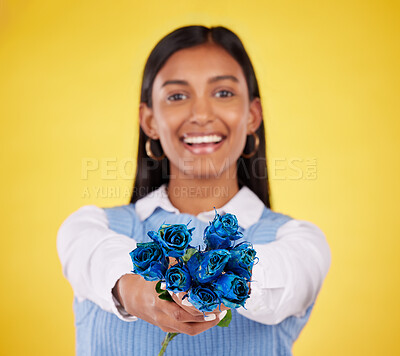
<box><xmin>148</xmin><ymin>223</ymin><xmax>194</xmax><ymax>258</ymax></box>
<box><xmin>213</xmin><ymin>272</ymin><xmax>250</xmax><ymax>309</ymax></box>
<box><xmin>204</xmin><ymin>212</ymin><xmax>243</xmax><ymax>250</ymax></box>
<box><xmin>186</xmin><ymin>249</ymin><xmax>230</xmax><ymax>284</ymax></box>
<box><xmin>224</xmin><ymin>242</ymin><xmax>257</xmax><ymax>280</ymax></box>
<box><xmin>165</xmin><ymin>263</ymin><xmax>192</xmax><ymax>293</ymax></box>
<box><xmin>187</xmin><ymin>285</ymin><xmax>221</xmax><ymax>312</ymax></box>
<box><xmin>203</xmin><ymin>225</ymin><xmax>231</xmax><ymax>250</ymax></box>
<box><xmin>129</xmin><ymin>242</ymin><xmax>168</xmax><ymax>281</ymax></box>
<box><xmin>213</xmin><ymin>213</ymin><xmax>239</xmax><ymax>236</ymax></box>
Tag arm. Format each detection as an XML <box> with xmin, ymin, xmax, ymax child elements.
<box><xmin>237</xmin><ymin>219</ymin><xmax>331</xmax><ymax>325</ymax></box>
<box><xmin>56</xmin><ymin>205</ymin><xmax>138</xmax><ymax>321</ymax></box>
<box><xmin>56</xmin><ymin>205</ymin><xmax>224</xmax><ymax>335</ymax></box>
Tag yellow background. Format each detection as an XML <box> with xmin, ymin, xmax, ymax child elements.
<box><xmin>1</xmin><ymin>0</ymin><xmax>399</xmax><ymax>355</ymax></box>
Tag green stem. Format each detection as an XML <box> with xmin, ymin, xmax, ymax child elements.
<box><xmin>158</xmin><ymin>332</ymin><xmax>179</xmax><ymax>356</ymax></box>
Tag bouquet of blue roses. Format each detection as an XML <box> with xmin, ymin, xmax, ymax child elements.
<box><xmin>129</xmin><ymin>210</ymin><xmax>257</xmax><ymax>356</ymax></box>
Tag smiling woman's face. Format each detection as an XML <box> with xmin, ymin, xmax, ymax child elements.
<box><xmin>140</xmin><ymin>43</ymin><xmax>261</xmax><ymax>179</ymax></box>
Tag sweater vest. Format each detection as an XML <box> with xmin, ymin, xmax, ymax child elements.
<box><xmin>73</xmin><ymin>204</ymin><xmax>314</xmax><ymax>355</ymax></box>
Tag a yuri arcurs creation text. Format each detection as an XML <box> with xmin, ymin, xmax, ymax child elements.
<box><xmin>129</xmin><ymin>210</ymin><xmax>257</xmax><ymax>356</ymax></box>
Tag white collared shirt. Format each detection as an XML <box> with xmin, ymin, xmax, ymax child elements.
<box><xmin>57</xmin><ymin>185</ymin><xmax>331</xmax><ymax>325</ymax></box>
<box><xmin>135</xmin><ymin>184</ymin><xmax>265</xmax><ymax>228</ymax></box>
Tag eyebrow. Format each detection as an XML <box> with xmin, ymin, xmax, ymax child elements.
<box><xmin>161</xmin><ymin>75</ymin><xmax>239</xmax><ymax>87</ymax></box>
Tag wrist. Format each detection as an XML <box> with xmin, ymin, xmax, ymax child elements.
<box><xmin>113</xmin><ymin>273</ymin><xmax>143</xmax><ymax>315</ymax></box>
<box><xmin>112</xmin><ymin>279</ymin><xmax>123</xmax><ymax>306</ymax></box>
<box><xmin>112</xmin><ymin>273</ymin><xmax>136</xmax><ymax>310</ymax></box>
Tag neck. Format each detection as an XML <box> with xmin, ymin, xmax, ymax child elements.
<box><xmin>167</xmin><ymin>165</ymin><xmax>239</xmax><ymax>215</ymax></box>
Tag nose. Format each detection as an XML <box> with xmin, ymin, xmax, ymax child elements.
<box><xmin>189</xmin><ymin>95</ymin><xmax>214</xmax><ymax>125</ymax></box>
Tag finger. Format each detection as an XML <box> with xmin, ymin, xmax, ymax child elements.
<box><xmin>171</xmin><ymin>291</ymin><xmax>228</xmax><ymax>320</ymax></box>
<box><xmin>180</xmin><ymin>303</ymin><xmax>220</xmax><ymax>320</ymax></box>
<box><xmin>159</xmin><ymin>324</ymin><xmax>181</xmax><ymax>333</ymax></box>
<box><xmin>163</xmin><ymin>300</ymin><xmax>207</xmax><ymax>323</ymax></box>
<box><xmin>170</xmin><ymin>313</ymin><xmax>224</xmax><ymax>336</ymax></box>
<box><xmin>212</xmin><ymin>305</ymin><xmax>230</xmax><ymax>313</ymax></box>
<box><xmin>142</xmin><ymin>307</ymin><xmax>181</xmax><ymax>333</ymax></box>
<box><xmin>170</xmin><ymin>291</ymin><xmax>204</xmax><ymax>317</ymax></box>
<box><xmin>208</xmin><ymin>301</ymin><xmax>230</xmax><ymax>313</ymax></box>
<box><xmin>172</xmin><ymin>291</ymin><xmax>229</xmax><ymax>314</ymax></box>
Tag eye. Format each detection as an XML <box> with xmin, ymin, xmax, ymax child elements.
<box><xmin>167</xmin><ymin>93</ymin><xmax>188</xmax><ymax>101</ymax></box>
<box><xmin>215</xmin><ymin>90</ymin><xmax>234</xmax><ymax>98</ymax></box>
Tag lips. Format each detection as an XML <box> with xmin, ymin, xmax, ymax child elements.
<box><xmin>180</xmin><ymin>133</ymin><xmax>226</xmax><ymax>155</ymax></box>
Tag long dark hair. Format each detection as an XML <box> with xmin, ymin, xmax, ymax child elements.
<box><xmin>131</xmin><ymin>25</ymin><xmax>271</xmax><ymax>208</ymax></box>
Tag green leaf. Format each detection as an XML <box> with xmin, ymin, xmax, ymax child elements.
<box><xmin>155</xmin><ymin>281</ymin><xmax>174</xmax><ymax>302</ymax></box>
<box><xmin>158</xmin><ymin>292</ymin><xmax>174</xmax><ymax>302</ymax></box>
<box><xmin>217</xmin><ymin>309</ymin><xmax>232</xmax><ymax>327</ymax></box>
<box><xmin>181</xmin><ymin>248</ymin><xmax>198</xmax><ymax>263</ymax></box>
<box><xmin>155</xmin><ymin>281</ymin><xmax>164</xmax><ymax>294</ymax></box>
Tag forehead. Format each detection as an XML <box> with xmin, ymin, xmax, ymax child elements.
<box><xmin>153</xmin><ymin>44</ymin><xmax>246</xmax><ymax>86</ymax></box>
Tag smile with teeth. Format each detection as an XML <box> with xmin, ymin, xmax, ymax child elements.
<box><xmin>182</xmin><ymin>135</ymin><xmax>223</xmax><ymax>145</ymax></box>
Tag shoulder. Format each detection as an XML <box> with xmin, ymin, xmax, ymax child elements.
<box><xmin>243</xmin><ymin>207</ymin><xmax>293</xmax><ymax>244</ymax></box>
<box><xmin>102</xmin><ymin>203</ymin><xmax>141</xmax><ymax>236</ymax></box>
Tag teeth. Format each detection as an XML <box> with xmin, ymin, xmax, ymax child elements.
<box><xmin>183</xmin><ymin>135</ymin><xmax>223</xmax><ymax>144</ymax></box>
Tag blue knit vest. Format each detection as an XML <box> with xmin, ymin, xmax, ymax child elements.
<box><xmin>73</xmin><ymin>204</ymin><xmax>314</xmax><ymax>355</ymax></box>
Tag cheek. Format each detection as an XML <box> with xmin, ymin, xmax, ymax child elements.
<box><xmin>228</xmin><ymin>118</ymin><xmax>249</xmax><ymax>154</ymax></box>
<box><xmin>154</xmin><ymin>117</ymin><xmax>183</xmax><ymax>162</ymax></box>
<box><xmin>215</xmin><ymin>100</ymin><xmax>249</xmax><ymax>134</ymax></box>
<box><xmin>153</xmin><ymin>110</ymin><xmax>179</xmax><ymax>139</ymax></box>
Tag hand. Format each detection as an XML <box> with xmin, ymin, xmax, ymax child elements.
<box><xmin>165</xmin><ymin>257</ymin><xmax>230</xmax><ymax>317</ymax></box>
<box><xmin>169</xmin><ymin>289</ymin><xmax>230</xmax><ymax>318</ymax></box>
<box><xmin>113</xmin><ymin>274</ymin><xmax>226</xmax><ymax>336</ymax></box>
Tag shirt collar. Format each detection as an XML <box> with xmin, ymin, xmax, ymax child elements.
<box><xmin>134</xmin><ymin>184</ymin><xmax>265</xmax><ymax>229</ymax></box>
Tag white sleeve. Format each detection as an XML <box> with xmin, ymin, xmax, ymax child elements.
<box><xmin>56</xmin><ymin>205</ymin><xmax>138</xmax><ymax>322</ymax></box>
<box><xmin>237</xmin><ymin>219</ymin><xmax>331</xmax><ymax>325</ymax></box>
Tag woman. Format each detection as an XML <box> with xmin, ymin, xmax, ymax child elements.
<box><xmin>57</xmin><ymin>25</ymin><xmax>331</xmax><ymax>355</ymax></box>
